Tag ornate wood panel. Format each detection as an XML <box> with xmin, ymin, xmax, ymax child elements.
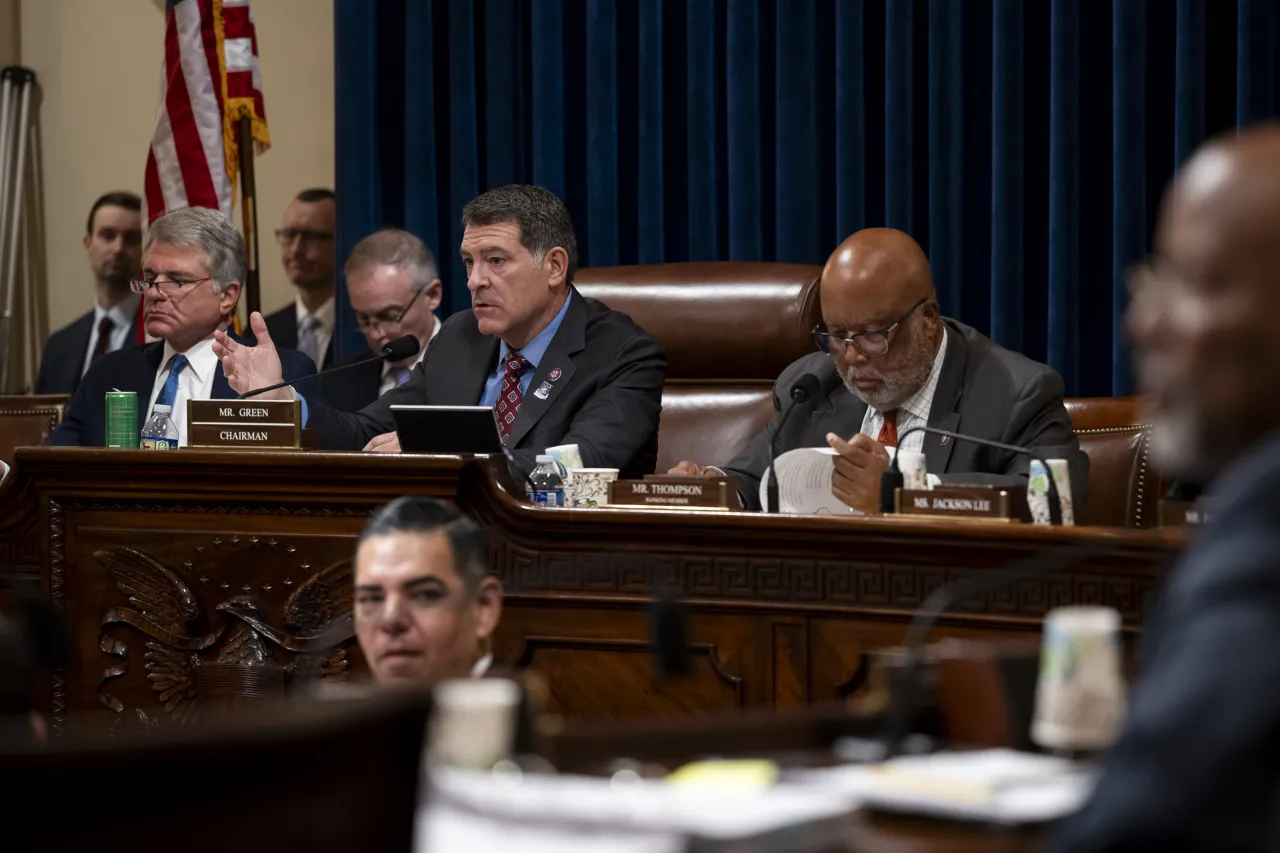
<box><xmin>0</xmin><ymin>448</ymin><xmax>1183</xmax><ymax>731</ymax></box>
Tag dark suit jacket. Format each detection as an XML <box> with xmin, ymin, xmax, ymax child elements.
<box><xmin>722</xmin><ymin>319</ymin><xmax>1089</xmax><ymax>511</ymax></box>
<box><xmin>35</xmin><ymin>309</ymin><xmax>139</xmax><ymax>396</ymax></box>
<box><xmin>48</xmin><ymin>333</ymin><xmax>317</xmax><ymax>447</ymax></box>
<box><xmin>316</xmin><ymin>348</ymin><xmax>383</xmax><ymax>413</ymax></box>
<box><xmin>306</xmin><ymin>288</ymin><xmax>666</xmax><ymax>480</ymax></box>
<box><xmin>264</xmin><ymin>301</ymin><xmax>335</xmax><ymax>369</ymax></box>
<box><xmin>1048</xmin><ymin>433</ymin><xmax>1280</xmax><ymax>852</ymax></box>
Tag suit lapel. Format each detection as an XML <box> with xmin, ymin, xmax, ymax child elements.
<box><xmin>132</xmin><ymin>342</ymin><xmax>166</xmax><ymax>432</ymax></box>
<box><xmin>506</xmin><ymin>293</ymin><xmax>586</xmax><ymax>449</ymax></box>
<box><xmin>922</xmin><ymin>323</ymin><xmax>968</xmax><ymax>474</ymax></box>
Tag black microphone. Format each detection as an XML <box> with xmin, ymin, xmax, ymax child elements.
<box><xmin>765</xmin><ymin>373</ymin><xmax>825</xmax><ymax>514</ymax></box>
<box><xmin>237</xmin><ymin>334</ymin><xmax>420</xmax><ymax>400</ymax></box>
<box><xmin>878</xmin><ymin>425</ymin><xmax>1064</xmax><ymax>526</ymax></box>
<box><xmin>882</xmin><ymin>535</ymin><xmax>1122</xmax><ymax>758</ymax></box>
<box><xmin>650</xmin><ymin>582</ymin><xmax>692</xmax><ymax>679</ymax></box>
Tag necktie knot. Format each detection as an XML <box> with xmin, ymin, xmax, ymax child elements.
<box><xmin>166</xmin><ymin>354</ymin><xmax>189</xmax><ymax>376</ymax></box>
<box><xmin>877</xmin><ymin>409</ymin><xmax>899</xmax><ymax>448</ymax></box>
<box><xmin>503</xmin><ymin>352</ymin><xmax>529</xmax><ymax>375</ymax></box>
<box><xmin>89</xmin><ymin>314</ymin><xmax>117</xmax><ymax>365</ymax></box>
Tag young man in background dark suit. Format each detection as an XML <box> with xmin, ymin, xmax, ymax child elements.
<box><xmin>35</xmin><ymin>192</ymin><xmax>143</xmax><ymax>395</ymax></box>
<box><xmin>264</xmin><ymin>188</ymin><xmax>337</xmax><ymax>369</ymax></box>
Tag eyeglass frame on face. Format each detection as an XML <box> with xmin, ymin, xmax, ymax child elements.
<box><xmin>129</xmin><ymin>274</ymin><xmax>216</xmax><ymax>302</ymax></box>
<box><xmin>275</xmin><ymin>228</ymin><xmax>334</xmax><ymax>247</ymax></box>
<box><xmin>812</xmin><ymin>297</ymin><xmax>929</xmax><ymax>356</ymax></box>
<box><xmin>355</xmin><ymin>284</ymin><xmax>429</xmax><ymax>334</ymax></box>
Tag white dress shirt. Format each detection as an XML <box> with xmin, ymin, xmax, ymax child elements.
<box><xmin>145</xmin><ymin>337</ymin><xmax>220</xmax><ymax>446</ymax></box>
<box><xmin>81</xmin><ymin>294</ymin><xmax>140</xmax><ymax>377</ymax></box>
<box><xmin>859</xmin><ymin>327</ymin><xmax>949</xmax><ymax>454</ymax></box>
<box><xmin>297</xmin><ymin>295</ymin><xmax>335</xmax><ymax>366</ymax></box>
<box><xmin>378</xmin><ymin>315</ymin><xmax>440</xmax><ymax>397</ymax></box>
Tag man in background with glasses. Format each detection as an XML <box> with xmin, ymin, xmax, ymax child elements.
<box><xmin>264</xmin><ymin>188</ymin><xmax>337</xmax><ymax>369</ymax></box>
<box><xmin>48</xmin><ymin>207</ymin><xmax>317</xmax><ymax>447</ymax></box>
<box><xmin>320</xmin><ymin>228</ymin><xmax>443</xmax><ymax>412</ymax></box>
<box><xmin>670</xmin><ymin>227</ymin><xmax>1086</xmax><ymax>513</ymax></box>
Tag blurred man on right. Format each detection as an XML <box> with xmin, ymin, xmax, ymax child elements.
<box><xmin>1050</xmin><ymin>126</ymin><xmax>1280</xmax><ymax>851</ymax></box>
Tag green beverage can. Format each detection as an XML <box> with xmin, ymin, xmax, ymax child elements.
<box><xmin>104</xmin><ymin>391</ymin><xmax>139</xmax><ymax>449</ymax></box>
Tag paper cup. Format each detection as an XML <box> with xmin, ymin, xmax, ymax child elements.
<box><xmin>429</xmin><ymin>678</ymin><xmax>521</xmax><ymax>769</ymax></box>
<box><xmin>897</xmin><ymin>450</ymin><xmax>928</xmax><ymax>491</ymax></box>
<box><xmin>1027</xmin><ymin>458</ymin><xmax>1075</xmax><ymax>526</ymax></box>
<box><xmin>564</xmin><ymin>468</ymin><xmax>620</xmax><ymax>507</ymax></box>
<box><xmin>1032</xmin><ymin>606</ymin><xmax>1125</xmax><ymax>752</ymax></box>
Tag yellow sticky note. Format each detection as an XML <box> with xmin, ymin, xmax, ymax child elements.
<box><xmin>665</xmin><ymin>759</ymin><xmax>779</xmax><ymax>790</ymax></box>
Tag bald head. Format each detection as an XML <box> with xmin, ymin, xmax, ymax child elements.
<box><xmin>818</xmin><ymin>228</ymin><xmax>943</xmax><ymax>412</ymax></box>
<box><xmin>1134</xmin><ymin>123</ymin><xmax>1280</xmax><ymax>482</ymax></box>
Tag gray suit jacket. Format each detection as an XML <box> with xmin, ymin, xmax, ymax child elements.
<box><xmin>722</xmin><ymin>319</ymin><xmax>1089</xmax><ymax>511</ymax></box>
<box><xmin>305</xmin><ymin>287</ymin><xmax>666</xmax><ymax>481</ymax></box>
<box><xmin>1048</xmin><ymin>433</ymin><xmax>1280</xmax><ymax>852</ymax></box>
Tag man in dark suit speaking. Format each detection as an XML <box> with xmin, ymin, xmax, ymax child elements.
<box><xmin>213</xmin><ymin>185</ymin><xmax>666</xmax><ymax>480</ymax></box>
<box><xmin>50</xmin><ymin>207</ymin><xmax>316</xmax><ymax>447</ymax></box>
<box><xmin>671</xmin><ymin>228</ymin><xmax>1087</xmax><ymax>513</ymax></box>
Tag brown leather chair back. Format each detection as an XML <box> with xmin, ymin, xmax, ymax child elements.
<box><xmin>0</xmin><ymin>395</ymin><xmax>68</xmax><ymax>465</ymax></box>
<box><xmin>576</xmin><ymin>263</ymin><xmax>822</xmax><ymax>470</ymax></box>
<box><xmin>1066</xmin><ymin>396</ymin><xmax>1159</xmax><ymax>528</ymax></box>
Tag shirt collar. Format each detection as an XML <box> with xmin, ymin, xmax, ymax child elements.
<box><xmin>95</xmin><ymin>294</ymin><xmax>139</xmax><ymax>330</ymax></box>
<box><xmin>161</xmin><ymin>335</ymin><xmax>219</xmax><ymax>384</ymax></box>
<box><xmin>380</xmin><ymin>316</ymin><xmax>440</xmax><ymax>380</ymax></box>
<box><xmin>497</xmin><ymin>291</ymin><xmax>572</xmax><ymax>368</ymax></box>
<box><xmin>295</xmin><ymin>294</ymin><xmax>335</xmax><ymax>329</ymax></box>
<box><xmin>891</xmin><ymin>326</ymin><xmax>948</xmax><ymax>423</ymax></box>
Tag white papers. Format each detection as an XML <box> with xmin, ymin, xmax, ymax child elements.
<box><xmin>759</xmin><ymin>446</ymin><xmax>896</xmax><ymax>515</ymax></box>
<box><xmin>418</xmin><ymin>766</ymin><xmax>858</xmax><ymax>849</ymax></box>
<box><xmin>789</xmin><ymin>749</ymin><xmax>1095</xmax><ymax>826</ymax></box>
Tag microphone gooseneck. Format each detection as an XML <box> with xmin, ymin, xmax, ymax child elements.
<box><xmin>237</xmin><ymin>334</ymin><xmax>421</xmax><ymax>400</ymax></box>
<box><xmin>882</xmin><ymin>535</ymin><xmax>1120</xmax><ymax>758</ymax></box>
<box><xmin>879</xmin><ymin>425</ymin><xmax>1064</xmax><ymax>526</ymax></box>
<box><xmin>765</xmin><ymin>373</ymin><xmax>825</xmax><ymax>514</ymax></box>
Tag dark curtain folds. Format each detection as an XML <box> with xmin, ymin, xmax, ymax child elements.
<box><xmin>333</xmin><ymin>0</ymin><xmax>1280</xmax><ymax>395</ymax></box>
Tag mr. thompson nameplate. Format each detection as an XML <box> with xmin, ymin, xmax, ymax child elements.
<box><xmin>608</xmin><ymin>477</ymin><xmax>735</xmax><ymax>509</ymax></box>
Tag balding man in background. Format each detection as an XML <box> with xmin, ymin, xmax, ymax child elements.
<box><xmin>1050</xmin><ymin>126</ymin><xmax>1280</xmax><ymax>852</ymax></box>
<box><xmin>672</xmin><ymin>228</ymin><xmax>1087</xmax><ymax>512</ymax></box>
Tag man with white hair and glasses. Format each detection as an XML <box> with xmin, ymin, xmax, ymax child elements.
<box><xmin>50</xmin><ymin>207</ymin><xmax>317</xmax><ymax>447</ymax></box>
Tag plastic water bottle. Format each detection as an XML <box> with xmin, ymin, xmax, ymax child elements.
<box><xmin>140</xmin><ymin>404</ymin><xmax>180</xmax><ymax>450</ymax></box>
<box><xmin>527</xmin><ymin>454</ymin><xmax>565</xmax><ymax>506</ymax></box>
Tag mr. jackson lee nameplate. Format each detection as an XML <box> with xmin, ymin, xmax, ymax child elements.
<box><xmin>894</xmin><ymin>486</ymin><xmax>1028</xmax><ymax>522</ymax></box>
<box><xmin>186</xmin><ymin>400</ymin><xmax>301</xmax><ymax>449</ymax></box>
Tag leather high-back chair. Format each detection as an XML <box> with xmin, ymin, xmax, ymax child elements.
<box><xmin>0</xmin><ymin>394</ymin><xmax>68</xmax><ymax>465</ymax></box>
<box><xmin>576</xmin><ymin>262</ymin><xmax>823</xmax><ymax>471</ymax></box>
<box><xmin>1066</xmin><ymin>396</ymin><xmax>1160</xmax><ymax>528</ymax></box>
<box><xmin>4</xmin><ymin>691</ymin><xmax>431</xmax><ymax>853</ymax></box>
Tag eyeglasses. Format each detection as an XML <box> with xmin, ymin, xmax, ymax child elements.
<box><xmin>812</xmin><ymin>297</ymin><xmax>928</xmax><ymax>356</ymax></box>
<box><xmin>275</xmin><ymin>228</ymin><xmax>334</xmax><ymax>247</ymax></box>
<box><xmin>129</xmin><ymin>276</ymin><xmax>215</xmax><ymax>296</ymax></box>
<box><xmin>355</xmin><ymin>284</ymin><xmax>428</xmax><ymax>333</ymax></box>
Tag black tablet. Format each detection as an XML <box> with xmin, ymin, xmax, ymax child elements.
<box><xmin>390</xmin><ymin>405</ymin><xmax>504</xmax><ymax>454</ymax></box>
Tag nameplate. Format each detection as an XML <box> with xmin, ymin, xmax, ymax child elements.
<box><xmin>188</xmin><ymin>400</ymin><xmax>299</xmax><ymax>424</ymax></box>
<box><xmin>895</xmin><ymin>486</ymin><xmax>1024</xmax><ymax>522</ymax></box>
<box><xmin>608</xmin><ymin>476</ymin><xmax>735</xmax><ymax>510</ymax></box>
<box><xmin>1158</xmin><ymin>499</ymin><xmax>1210</xmax><ymax>528</ymax></box>
<box><xmin>187</xmin><ymin>423</ymin><xmax>299</xmax><ymax>448</ymax></box>
<box><xmin>186</xmin><ymin>399</ymin><xmax>301</xmax><ymax>449</ymax></box>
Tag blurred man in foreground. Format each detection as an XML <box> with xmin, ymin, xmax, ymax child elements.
<box><xmin>320</xmin><ymin>228</ymin><xmax>443</xmax><ymax>412</ymax></box>
<box><xmin>36</xmin><ymin>192</ymin><xmax>143</xmax><ymax>395</ymax></box>
<box><xmin>49</xmin><ymin>207</ymin><xmax>315</xmax><ymax>447</ymax></box>
<box><xmin>354</xmin><ymin>497</ymin><xmax>501</xmax><ymax>686</ymax></box>
<box><xmin>670</xmin><ymin>228</ymin><xmax>1087</xmax><ymax>512</ymax></box>
<box><xmin>1050</xmin><ymin>126</ymin><xmax>1280</xmax><ymax>851</ymax></box>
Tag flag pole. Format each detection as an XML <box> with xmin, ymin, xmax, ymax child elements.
<box><xmin>236</xmin><ymin>114</ymin><xmax>261</xmax><ymax>321</ymax></box>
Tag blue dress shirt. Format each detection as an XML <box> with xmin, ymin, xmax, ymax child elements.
<box><xmin>479</xmin><ymin>292</ymin><xmax>573</xmax><ymax>406</ymax></box>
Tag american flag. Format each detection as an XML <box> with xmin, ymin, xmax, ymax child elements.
<box><xmin>143</xmin><ymin>0</ymin><xmax>269</xmax><ymax>226</ymax></box>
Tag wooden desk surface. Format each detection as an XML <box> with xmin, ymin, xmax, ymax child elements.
<box><xmin>0</xmin><ymin>448</ymin><xmax>1182</xmax><ymax>732</ymax></box>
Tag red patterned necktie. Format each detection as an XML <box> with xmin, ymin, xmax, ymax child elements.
<box><xmin>90</xmin><ymin>315</ymin><xmax>115</xmax><ymax>365</ymax></box>
<box><xmin>495</xmin><ymin>352</ymin><xmax>529</xmax><ymax>444</ymax></box>
<box><xmin>877</xmin><ymin>409</ymin><xmax>899</xmax><ymax>448</ymax></box>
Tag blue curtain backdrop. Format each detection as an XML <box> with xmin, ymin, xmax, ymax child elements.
<box><xmin>332</xmin><ymin>0</ymin><xmax>1280</xmax><ymax>396</ymax></box>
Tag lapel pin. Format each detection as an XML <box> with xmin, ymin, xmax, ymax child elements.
<box><xmin>940</xmin><ymin>435</ymin><xmax>950</xmax><ymax>446</ymax></box>
<box><xmin>548</xmin><ymin>367</ymin><xmax>562</xmax><ymax>381</ymax></box>
<box><xmin>533</xmin><ymin>381</ymin><xmax>552</xmax><ymax>400</ymax></box>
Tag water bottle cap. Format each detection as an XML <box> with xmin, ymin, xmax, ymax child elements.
<box><xmin>535</xmin><ymin>454</ymin><xmax>553</xmax><ymax>464</ymax></box>
<box><xmin>153</xmin><ymin>404</ymin><xmax>172</xmax><ymax>414</ymax></box>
